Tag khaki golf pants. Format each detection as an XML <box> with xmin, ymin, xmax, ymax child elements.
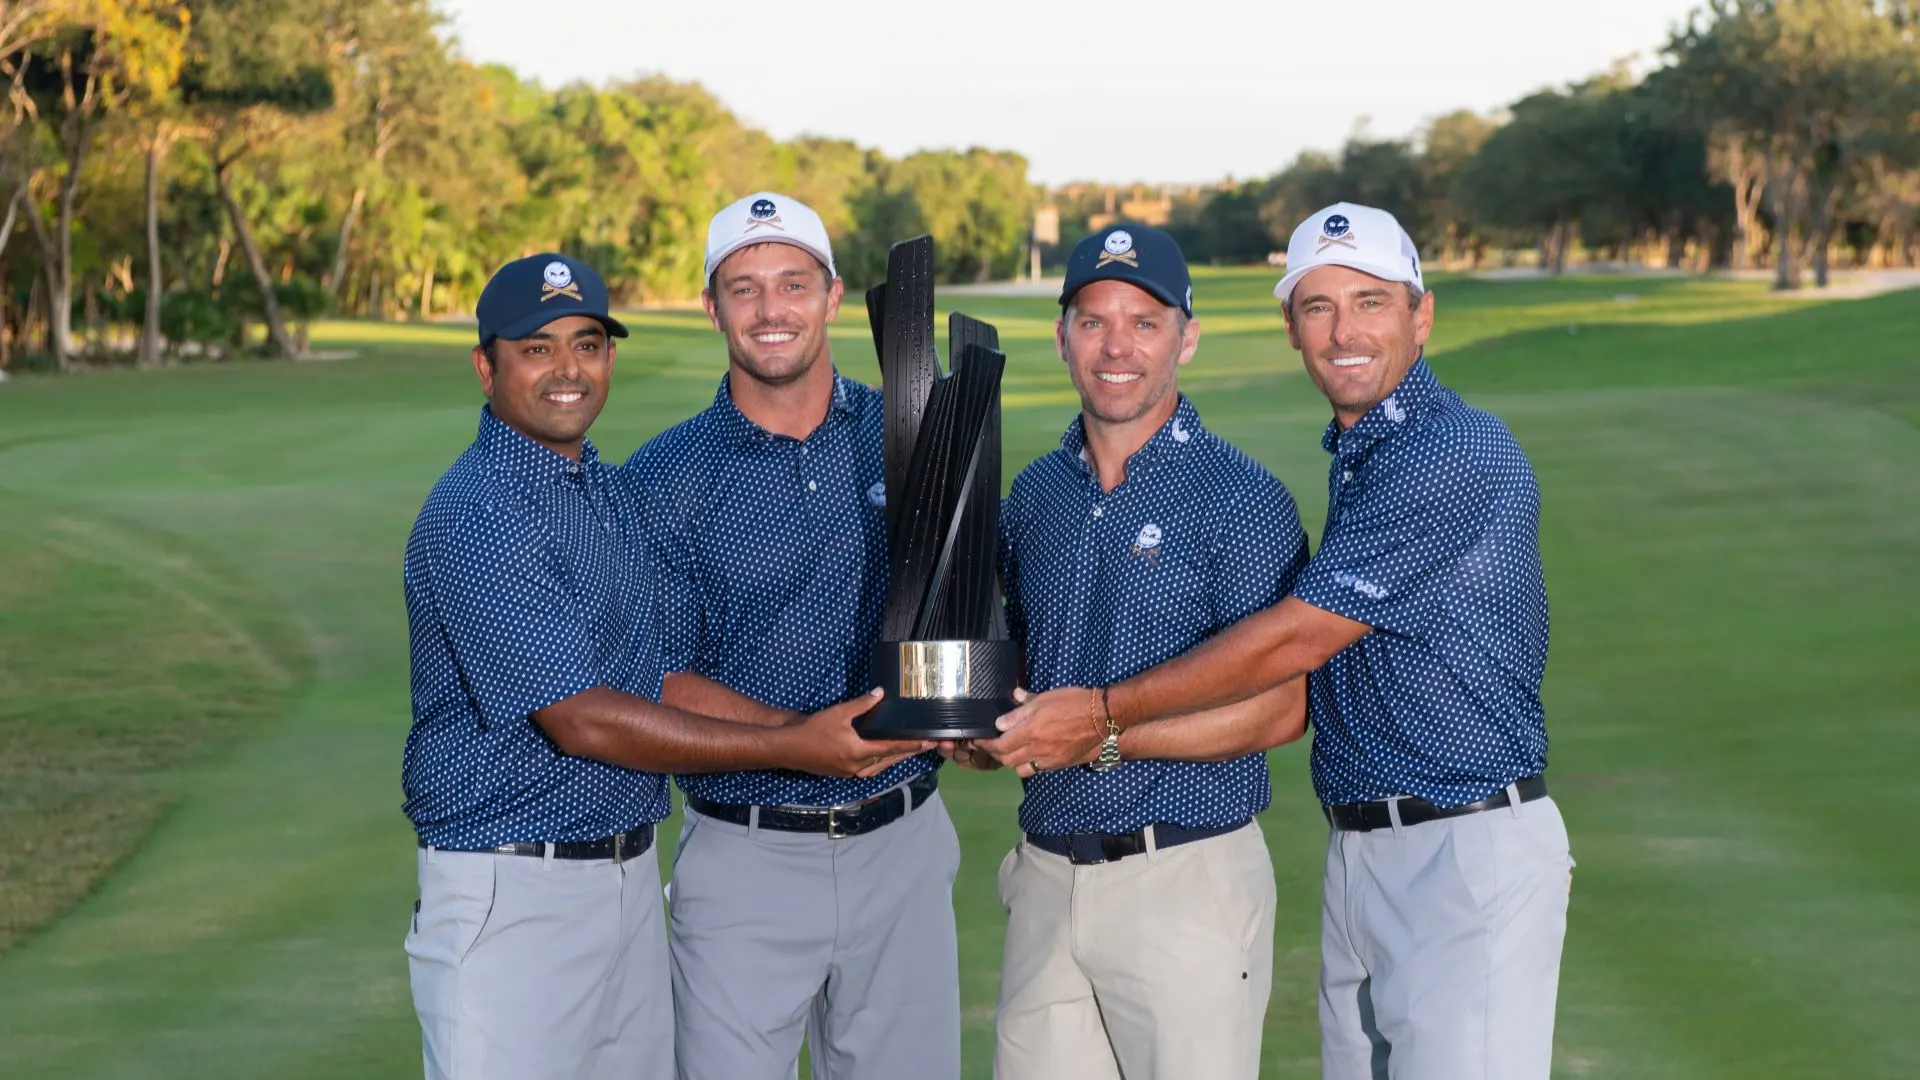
<box><xmin>993</xmin><ymin>821</ymin><xmax>1276</xmax><ymax>1080</ymax></box>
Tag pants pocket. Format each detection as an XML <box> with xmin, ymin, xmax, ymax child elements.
<box><xmin>996</xmin><ymin>844</ymin><xmax>1021</xmax><ymax>912</ymax></box>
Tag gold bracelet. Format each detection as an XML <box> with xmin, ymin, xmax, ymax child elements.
<box><xmin>1088</xmin><ymin>687</ymin><xmax>1106</xmax><ymax>743</ymax></box>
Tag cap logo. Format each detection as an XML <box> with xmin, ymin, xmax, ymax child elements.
<box><xmin>1317</xmin><ymin>214</ymin><xmax>1357</xmax><ymax>254</ymax></box>
<box><xmin>541</xmin><ymin>260</ymin><xmax>582</xmax><ymax>302</ymax></box>
<box><xmin>746</xmin><ymin>197</ymin><xmax>784</xmax><ymax>232</ymax></box>
<box><xmin>1096</xmin><ymin>229</ymin><xmax>1138</xmax><ymax>269</ymax></box>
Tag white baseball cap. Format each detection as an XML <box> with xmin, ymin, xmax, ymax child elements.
<box><xmin>1273</xmin><ymin>202</ymin><xmax>1423</xmax><ymax>304</ymax></box>
<box><xmin>703</xmin><ymin>192</ymin><xmax>836</xmax><ymax>282</ymax></box>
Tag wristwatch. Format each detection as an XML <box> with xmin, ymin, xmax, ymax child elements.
<box><xmin>1087</xmin><ymin>687</ymin><xmax>1123</xmax><ymax>772</ymax></box>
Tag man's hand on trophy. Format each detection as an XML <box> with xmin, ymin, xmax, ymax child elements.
<box><xmin>938</xmin><ymin>740</ymin><xmax>1003</xmax><ymax>771</ymax></box>
<box><xmin>781</xmin><ymin>689</ymin><xmax>933</xmax><ymax>778</ymax></box>
<box><xmin>978</xmin><ymin>687</ymin><xmax>1103</xmax><ymax>778</ymax></box>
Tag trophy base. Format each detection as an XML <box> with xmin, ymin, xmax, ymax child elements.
<box><xmin>859</xmin><ymin>695</ymin><xmax>1015</xmax><ymax>741</ymax></box>
<box><xmin>861</xmin><ymin>639</ymin><xmax>1018</xmax><ymax>740</ymax></box>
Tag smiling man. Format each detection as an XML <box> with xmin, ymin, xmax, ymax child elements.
<box><xmin>995</xmin><ymin>204</ymin><xmax>1572</xmax><ymax>1080</ymax></box>
<box><xmin>401</xmin><ymin>253</ymin><xmax>914</xmax><ymax>1080</ymax></box>
<box><xmin>970</xmin><ymin>224</ymin><xmax>1310</xmax><ymax>1080</ymax></box>
<box><xmin>628</xmin><ymin>195</ymin><xmax>961</xmax><ymax>1080</ymax></box>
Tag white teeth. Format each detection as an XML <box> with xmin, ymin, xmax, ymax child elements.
<box><xmin>753</xmin><ymin>332</ymin><xmax>798</xmax><ymax>344</ymax></box>
<box><xmin>1096</xmin><ymin>372</ymin><xmax>1142</xmax><ymax>383</ymax></box>
<box><xmin>1330</xmin><ymin>356</ymin><xmax>1372</xmax><ymax>368</ymax></box>
<box><xmin>548</xmin><ymin>392</ymin><xmax>583</xmax><ymax>403</ymax></box>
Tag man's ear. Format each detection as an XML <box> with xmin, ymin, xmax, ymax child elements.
<box><xmin>1054</xmin><ymin>316</ymin><xmax>1069</xmax><ymax>364</ymax></box>
<box><xmin>825</xmin><ymin>275</ymin><xmax>845</xmax><ymax>322</ymax></box>
<box><xmin>1412</xmin><ymin>289</ymin><xmax>1436</xmax><ymax>348</ymax></box>
<box><xmin>701</xmin><ymin>288</ymin><xmax>722</xmax><ymax>333</ymax></box>
<box><xmin>1175</xmin><ymin>315</ymin><xmax>1201</xmax><ymax>367</ymax></box>
<box><xmin>471</xmin><ymin>345</ymin><xmax>495</xmax><ymax>398</ymax></box>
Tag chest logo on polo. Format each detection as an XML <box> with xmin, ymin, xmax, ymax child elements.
<box><xmin>541</xmin><ymin>260</ymin><xmax>581</xmax><ymax>302</ymax></box>
<box><xmin>1382</xmin><ymin>396</ymin><xmax>1406</xmax><ymax>423</ymax></box>
<box><xmin>867</xmin><ymin>480</ymin><xmax>886</xmax><ymax>508</ymax></box>
<box><xmin>1130</xmin><ymin>522</ymin><xmax>1164</xmax><ymax>564</ymax></box>
<box><xmin>1097</xmin><ymin>230</ymin><xmax>1139</xmax><ymax>269</ymax></box>
<box><xmin>1171</xmin><ymin>418</ymin><xmax>1190</xmax><ymax>443</ymax></box>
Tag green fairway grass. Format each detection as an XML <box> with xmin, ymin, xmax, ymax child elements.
<box><xmin>0</xmin><ymin>269</ymin><xmax>1915</xmax><ymax>1077</ymax></box>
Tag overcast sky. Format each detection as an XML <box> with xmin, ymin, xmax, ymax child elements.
<box><xmin>441</xmin><ymin>0</ymin><xmax>1703</xmax><ymax>186</ymax></box>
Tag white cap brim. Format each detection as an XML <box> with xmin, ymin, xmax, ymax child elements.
<box><xmin>1274</xmin><ymin>256</ymin><xmax>1418</xmax><ymax>303</ymax></box>
<box><xmin>704</xmin><ymin>236</ymin><xmax>836</xmax><ymax>283</ymax></box>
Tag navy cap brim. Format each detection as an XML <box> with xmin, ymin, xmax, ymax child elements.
<box><xmin>486</xmin><ymin>310</ymin><xmax>630</xmax><ymax>346</ymax></box>
<box><xmin>1060</xmin><ymin>275</ymin><xmax>1189</xmax><ymax>317</ymax></box>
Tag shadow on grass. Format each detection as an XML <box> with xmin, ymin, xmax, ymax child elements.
<box><xmin>0</xmin><ymin>494</ymin><xmax>316</xmax><ymax>955</ymax></box>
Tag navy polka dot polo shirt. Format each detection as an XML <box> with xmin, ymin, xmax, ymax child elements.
<box><xmin>1002</xmin><ymin>396</ymin><xmax>1311</xmax><ymax>835</ymax></box>
<box><xmin>628</xmin><ymin>373</ymin><xmax>939</xmax><ymax>808</ymax></box>
<box><xmin>1295</xmin><ymin>360</ymin><xmax>1551</xmax><ymax>808</ymax></box>
<box><xmin>402</xmin><ymin>406</ymin><xmax>671</xmax><ymax>849</ymax></box>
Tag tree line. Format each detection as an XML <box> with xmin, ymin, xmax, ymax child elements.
<box><xmin>1</xmin><ymin>0</ymin><xmax>1914</xmax><ymax>369</ymax></box>
<box><xmin>1149</xmin><ymin>0</ymin><xmax>1920</xmax><ymax>291</ymax></box>
<box><xmin>0</xmin><ymin>0</ymin><xmax>1038</xmax><ymax>368</ymax></box>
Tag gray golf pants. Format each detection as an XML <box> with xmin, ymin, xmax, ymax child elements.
<box><xmin>406</xmin><ymin>844</ymin><xmax>673</xmax><ymax>1080</ymax></box>
<box><xmin>668</xmin><ymin>787</ymin><xmax>962</xmax><ymax>1080</ymax></box>
<box><xmin>1320</xmin><ymin>792</ymin><xmax>1574</xmax><ymax>1080</ymax></box>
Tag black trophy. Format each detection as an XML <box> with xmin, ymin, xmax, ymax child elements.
<box><xmin>859</xmin><ymin>235</ymin><xmax>1019</xmax><ymax>740</ymax></box>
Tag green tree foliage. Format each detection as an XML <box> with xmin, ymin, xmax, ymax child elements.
<box><xmin>0</xmin><ymin>3</ymin><xmax>1043</xmax><ymax>366</ymax></box>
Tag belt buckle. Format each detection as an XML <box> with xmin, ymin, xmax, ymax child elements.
<box><xmin>826</xmin><ymin>805</ymin><xmax>854</xmax><ymax>839</ymax></box>
<box><xmin>612</xmin><ymin>831</ymin><xmax>625</xmax><ymax>865</ymax></box>
<box><xmin>1066</xmin><ymin>832</ymin><xmax>1107</xmax><ymax>866</ymax></box>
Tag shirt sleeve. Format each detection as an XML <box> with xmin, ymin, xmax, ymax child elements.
<box><xmin>624</xmin><ymin>454</ymin><xmax>703</xmax><ymax>677</ymax></box>
<box><xmin>1292</xmin><ymin>437</ymin><xmax>1494</xmax><ymax>637</ymax></box>
<box><xmin>998</xmin><ymin>492</ymin><xmax>1026</xmax><ymax>652</ymax></box>
<box><xmin>1210</xmin><ymin>472</ymin><xmax>1312</xmax><ymax>628</ymax></box>
<box><xmin>431</xmin><ymin>503</ymin><xmax>600</xmax><ymax>727</ymax></box>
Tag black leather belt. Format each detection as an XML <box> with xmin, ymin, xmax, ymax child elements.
<box><xmin>685</xmin><ymin>771</ymin><xmax>937</xmax><ymax>839</ymax></box>
<box><xmin>1324</xmin><ymin>775</ymin><xmax>1548</xmax><ymax>833</ymax></box>
<box><xmin>1026</xmin><ymin>819</ymin><xmax>1250</xmax><ymax>866</ymax></box>
<box><xmin>419</xmin><ymin>821</ymin><xmax>656</xmax><ymax>862</ymax></box>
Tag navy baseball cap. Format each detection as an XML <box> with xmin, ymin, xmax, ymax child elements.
<box><xmin>1059</xmin><ymin>223</ymin><xmax>1193</xmax><ymax>317</ymax></box>
<box><xmin>475</xmin><ymin>253</ymin><xmax>629</xmax><ymax>347</ymax></box>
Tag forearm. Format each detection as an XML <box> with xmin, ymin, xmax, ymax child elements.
<box><xmin>1117</xmin><ymin>677</ymin><xmax>1306</xmax><ymax>763</ymax></box>
<box><xmin>661</xmin><ymin>671</ymin><xmax>797</xmax><ymax>728</ymax></box>
<box><xmin>1110</xmin><ymin>597</ymin><xmax>1361</xmax><ymax>728</ymax></box>
<box><xmin>534</xmin><ymin>686</ymin><xmax>794</xmax><ymax>774</ymax></box>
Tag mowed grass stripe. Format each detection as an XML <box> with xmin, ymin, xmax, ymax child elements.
<box><xmin>0</xmin><ymin>272</ymin><xmax>1914</xmax><ymax>1077</ymax></box>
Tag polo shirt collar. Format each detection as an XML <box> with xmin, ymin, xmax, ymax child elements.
<box><xmin>1323</xmin><ymin>358</ymin><xmax>1440</xmax><ymax>454</ymax></box>
<box><xmin>711</xmin><ymin>369</ymin><xmax>855</xmax><ymax>445</ymax></box>
<box><xmin>476</xmin><ymin>405</ymin><xmax>600</xmax><ymax>485</ymax></box>
<box><xmin>1060</xmin><ymin>393</ymin><xmax>1203</xmax><ymax>483</ymax></box>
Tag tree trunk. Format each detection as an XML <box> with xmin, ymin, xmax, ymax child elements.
<box><xmin>214</xmin><ymin>160</ymin><xmax>299</xmax><ymax>357</ymax></box>
<box><xmin>1809</xmin><ymin>181</ymin><xmax>1841</xmax><ymax>288</ymax></box>
<box><xmin>18</xmin><ymin>191</ymin><xmax>69</xmax><ymax>365</ymax></box>
<box><xmin>417</xmin><ymin>256</ymin><xmax>435</xmax><ymax>319</ymax></box>
<box><xmin>0</xmin><ymin>185</ymin><xmax>22</xmax><ymax>259</ymax></box>
<box><xmin>1731</xmin><ymin>169</ymin><xmax>1763</xmax><ymax>272</ymax></box>
<box><xmin>214</xmin><ymin>161</ymin><xmax>301</xmax><ymax>359</ymax></box>
<box><xmin>1766</xmin><ymin>155</ymin><xmax>1800</xmax><ymax>291</ymax></box>
<box><xmin>326</xmin><ymin>184</ymin><xmax>366</xmax><ymax>301</ymax></box>
<box><xmin>46</xmin><ymin>115</ymin><xmax>96</xmax><ymax>368</ymax></box>
<box><xmin>140</xmin><ymin>128</ymin><xmax>170</xmax><ymax>367</ymax></box>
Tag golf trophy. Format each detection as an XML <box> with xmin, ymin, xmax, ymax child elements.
<box><xmin>858</xmin><ymin>235</ymin><xmax>1019</xmax><ymax>740</ymax></box>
